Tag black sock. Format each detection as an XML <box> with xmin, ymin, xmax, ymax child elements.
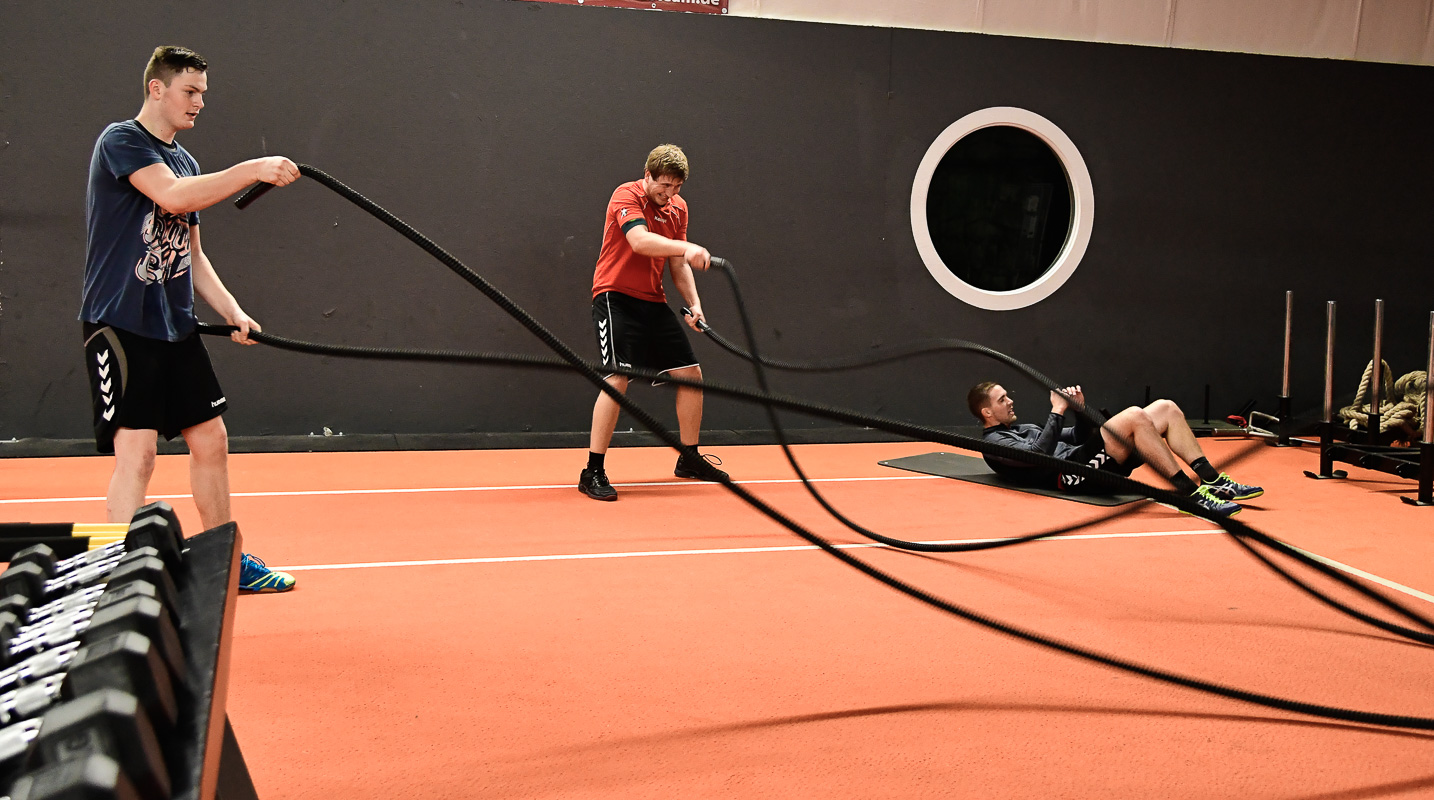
<box><xmin>587</xmin><ymin>452</ymin><xmax>605</xmax><ymax>471</ymax></box>
<box><xmin>1190</xmin><ymin>457</ymin><xmax>1219</xmax><ymax>483</ymax></box>
<box><xmin>1169</xmin><ymin>471</ymin><xmax>1198</xmax><ymax>495</ymax></box>
<box><xmin>679</xmin><ymin>446</ymin><xmax>699</xmax><ymax>462</ymax></box>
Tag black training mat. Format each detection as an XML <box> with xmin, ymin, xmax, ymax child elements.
<box><xmin>878</xmin><ymin>452</ymin><xmax>1148</xmax><ymax>507</ymax></box>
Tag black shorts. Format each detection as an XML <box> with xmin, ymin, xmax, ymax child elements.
<box><xmin>1056</xmin><ymin>431</ymin><xmax>1141</xmax><ymax>493</ymax></box>
<box><xmin>82</xmin><ymin>322</ymin><xmax>227</xmax><ymax>454</ymax></box>
<box><xmin>591</xmin><ymin>291</ymin><xmax>699</xmax><ymax>381</ymax></box>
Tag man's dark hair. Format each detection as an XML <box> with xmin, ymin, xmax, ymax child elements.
<box><xmin>143</xmin><ymin>46</ymin><xmax>208</xmax><ymax>97</ymax></box>
<box><xmin>967</xmin><ymin>381</ymin><xmax>997</xmax><ymax>422</ymax></box>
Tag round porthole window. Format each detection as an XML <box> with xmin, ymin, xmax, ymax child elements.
<box><xmin>910</xmin><ymin>107</ymin><xmax>1094</xmax><ymax>311</ymax></box>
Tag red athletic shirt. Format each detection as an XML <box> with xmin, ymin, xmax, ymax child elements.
<box><xmin>591</xmin><ymin>179</ymin><xmax>688</xmax><ymax>303</ymax></box>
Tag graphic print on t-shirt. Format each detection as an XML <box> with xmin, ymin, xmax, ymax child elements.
<box><xmin>134</xmin><ymin>205</ymin><xmax>191</xmax><ymax>284</ymax></box>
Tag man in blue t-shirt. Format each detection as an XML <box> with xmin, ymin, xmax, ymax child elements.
<box><xmin>81</xmin><ymin>46</ymin><xmax>300</xmax><ymax>592</ymax></box>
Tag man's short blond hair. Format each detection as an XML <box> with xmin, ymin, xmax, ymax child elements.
<box><xmin>645</xmin><ymin>144</ymin><xmax>689</xmax><ymax>181</ymax></box>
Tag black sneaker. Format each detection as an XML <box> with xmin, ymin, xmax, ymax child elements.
<box><xmin>675</xmin><ymin>451</ymin><xmax>728</xmax><ymax>482</ymax></box>
<box><xmin>579</xmin><ymin>468</ymin><xmax>617</xmax><ymax>501</ymax></box>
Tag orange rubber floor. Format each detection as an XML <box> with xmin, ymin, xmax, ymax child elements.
<box><xmin>3</xmin><ymin>439</ymin><xmax>1433</xmax><ymax>798</ymax></box>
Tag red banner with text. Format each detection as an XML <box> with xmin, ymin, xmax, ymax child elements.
<box><xmin>512</xmin><ymin>0</ymin><xmax>727</xmax><ymax>14</ymax></box>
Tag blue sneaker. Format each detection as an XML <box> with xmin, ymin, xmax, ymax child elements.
<box><xmin>1184</xmin><ymin>485</ymin><xmax>1241</xmax><ymax>518</ymax></box>
<box><xmin>1203</xmin><ymin>472</ymin><xmax>1264</xmax><ymax>501</ymax></box>
<box><xmin>238</xmin><ymin>553</ymin><xmax>296</xmax><ymax>593</ymax></box>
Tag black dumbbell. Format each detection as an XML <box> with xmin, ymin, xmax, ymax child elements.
<box><xmin>5</xmin><ymin>752</ymin><xmax>145</xmax><ymax>800</ymax></box>
<box><xmin>129</xmin><ymin>501</ymin><xmax>182</xmax><ymax>540</ymax></box>
<box><xmin>15</xmin><ymin>690</ymin><xmax>171</xmax><ymax>800</ymax></box>
<box><xmin>3</xmin><ymin>597</ymin><xmax>185</xmax><ymax>686</ymax></box>
<box><xmin>7</xmin><ymin>514</ymin><xmax>184</xmax><ymax>588</ymax></box>
<box><xmin>7</xmin><ymin>579</ymin><xmax>179</xmax><ymax>664</ymax></box>
<box><xmin>0</xmin><ymin>674</ymin><xmax>65</xmax><ymax>728</ymax></box>
<box><xmin>57</xmin><ymin>514</ymin><xmax>184</xmax><ymax>580</ymax></box>
<box><xmin>18</xmin><ymin>556</ymin><xmax>180</xmax><ymax>633</ymax></box>
<box><xmin>0</xmin><ymin>594</ymin><xmax>31</xmax><ymax>618</ymax></box>
<box><xmin>0</xmin><ymin>633</ymin><xmax>178</xmax><ymax>733</ymax></box>
<box><xmin>0</xmin><ymin>548</ymin><xmax>178</xmax><ymax>626</ymax></box>
<box><xmin>62</xmin><ymin>633</ymin><xmax>179</xmax><ymax>731</ymax></box>
<box><xmin>0</xmin><ymin>628</ymin><xmax>179</xmax><ymax>797</ymax></box>
<box><xmin>0</xmin><ymin>717</ymin><xmax>43</xmax><ymax>789</ymax></box>
<box><xmin>0</xmin><ymin>644</ymin><xmax>84</xmax><ymax>697</ymax></box>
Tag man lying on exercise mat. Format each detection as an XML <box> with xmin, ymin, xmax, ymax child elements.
<box><xmin>966</xmin><ymin>382</ymin><xmax>1263</xmax><ymax>516</ymax></box>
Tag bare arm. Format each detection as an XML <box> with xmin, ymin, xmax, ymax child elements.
<box><xmin>190</xmin><ymin>226</ymin><xmax>261</xmax><ymax>344</ymax></box>
<box><xmin>624</xmin><ymin>225</ymin><xmax>709</xmax><ymax>270</ymax></box>
<box><xmin>624</xmin><ymin>224</ymin><xmax>710</xmax><ymax>331</ymax></box>
<box><xmin>129</xmin><ymin>157</ymin><xmax>299</xmax><ymax>216</ymax></box>
<box><xmin>669</xmin><ymin>257</ymin><xmax>706</xmax><ymax>331</ymax></box>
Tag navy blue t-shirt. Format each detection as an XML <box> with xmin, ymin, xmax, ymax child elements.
<box><xmin>81</xmin><ymin>120</ymin><xmax>202</xmax><ymax>342</ymax></box>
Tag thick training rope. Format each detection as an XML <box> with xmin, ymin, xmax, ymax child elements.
<box><xmin>687</xmin><ymin>262</ymin><xmax>1434</xmax><ymax>642</ymax></box>
<box><xmin>686</xmin><ymin>260</ymin><xmax>1434</xmax><ymax>645</ymax></box>
<box><xmin>204</xmin><ymin>323</ymin><xmax>1434</xmax><ymax>648</ymax></box>
<box><xmin>218</xmin><ymin>165</ymin><xmax>1434</xmax><ymax>729</ymax></box>
<box><xmin>692</xmin><ymin>261</ymin><xmax>1180</xmax><ymax>555</ymax></box>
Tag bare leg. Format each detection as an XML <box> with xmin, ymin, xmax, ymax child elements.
<box><xmin>107</xmin><ymin>427</ymin><xmax>158</xmax><ymax>522</ymax></box>
<box><xmin>668</xmin><ymin>365</ymin><xmax>703</xmax><ymax>447</ymax></box>
<box><xmin>1143</xmin><ymin>399</ymin><xmax>1207</xmax><ymax>466</ymax></box>
<box><xmin>589</xmin><ymin>375</ymin><xmax>630</xmax><ymax>454</ymax></box>
<box><xmin>183</xmin><ymin>416</ymin><xmax>231</xmax><ymax>530</ymax></box>
<box><xmin>1101</xmin><ymin>406</ymin><xmax>1191</xmax><ymax>485</ymax></box>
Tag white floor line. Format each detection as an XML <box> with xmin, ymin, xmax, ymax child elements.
<box><xmin>1281</xmin><ymin>544</ymin><xmax>1434</xmax><ymax>604</ymax></box>
<box><xmin>278</xmin><ymin>529</ymin><xmax>1219</xmax><ymax>572</ymax></box>
<box><xmin>0</xmin><ymin>474</ymin><xmax>942</xmax><ymax>505</ymax></box>
<box><xmin>272</xmin><ymin>529</ymin><xmax>1434</xmax><ymax>607</ymax></box>
<box><xmin>9</xmin><ymin>476</ymin><xmax>1430</xmax><ymax>605</ymax></box>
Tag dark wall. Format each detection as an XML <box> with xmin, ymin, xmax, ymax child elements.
<box><xmin>2</xmin><ymin>1</ymin><xmax>1432</xmax><ymax>445</ymax></box>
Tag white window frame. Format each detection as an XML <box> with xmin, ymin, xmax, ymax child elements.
<box><xmin>910</xmin><ymin>107</ymin><xmax>1094</xmax><ymax>311</ymax></box>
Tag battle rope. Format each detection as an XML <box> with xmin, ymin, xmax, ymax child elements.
<box><xmin>219</xmin><ymin>165</ymin><xmax>1434</xmax><ymax>729</ymax></box>
<box><xmin>681</xmin><ymin>261</ymin><xmax>1434</xmax><ymax>643</ymax></box>
<box><xmin>684</xmin><ymin>259</ymin><xmax>1434</xmax><ymax>646</ymax></box>
<box><xmin>199</xmin><ymin>321</ymin><xmax>1434</xmax><ymax>651</ymax></box>
<box><xmin>691</xmin><ymin>261</ymin><xmax>1177</xmax><ymax>556</ymax></box>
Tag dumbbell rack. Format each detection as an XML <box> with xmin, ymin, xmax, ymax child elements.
<box><xmin>1</xmin><ymin>521</ymin><xmax>257</xmax><ymax>800</ymax></box>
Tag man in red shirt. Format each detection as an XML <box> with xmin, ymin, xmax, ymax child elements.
<box><xmin>580</xmin><ymin>144</ymin><xmax>728</xmax><ymax>500</ymax></box>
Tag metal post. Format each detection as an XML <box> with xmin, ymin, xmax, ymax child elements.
<box><xmin>1369</xmin><ymin>299</ymin><xmax>1384</xmax><ymax>444</ymax></box>
<box><xmin>1402</xmin><ymin>310</ymin><xmax>1434</xmax><ymax>506</ymax></box>
<box><xmin>1277</xmin><ymin>290</ymin><xmax>1293</xmax><ymax>445</ymax></box>
<box><xmin>1425</xmin><ymin>310</ymin><xmax>1434</xmax><ymax>449</ymax></box>
<box><xmin>1324</xmin><ymin>302</ymin><xmax>1336</xmax><ymax>426</ymax></box>
<box><xmin>1306</xmin><ymin>301</ymin><xmax>1345</xmax><ymax>479</ymax></box>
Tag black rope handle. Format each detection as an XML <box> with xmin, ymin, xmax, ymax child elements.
<box><xmin>223</xmin><ymin>172</ymin><xmax>1434</xmax><ymax>729</ymax></box>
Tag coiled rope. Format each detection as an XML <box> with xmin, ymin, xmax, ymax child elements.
<box><xmin>1337</xmin><ymin>360</ymin><xmax>1427</xmax><ymax>440</ymax></box>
